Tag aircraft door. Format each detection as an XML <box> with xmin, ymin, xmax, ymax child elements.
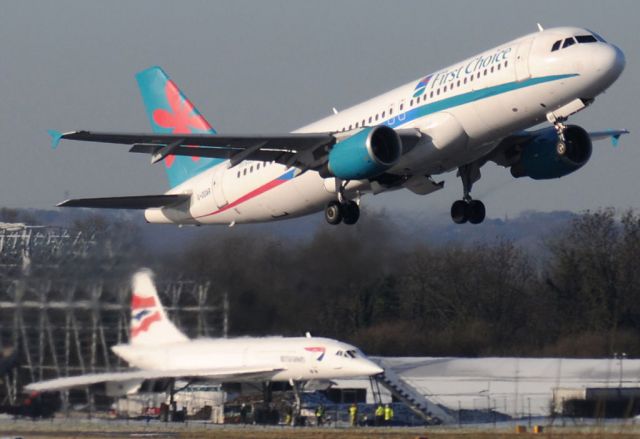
<box><xmin>515</xmin><ymin>39</ymin><xmax>533</xmax><ymax>82</ymax></box>
<box><xmin>211</xmin><ymin>169</ymin><xmax>228</xmax><ymax>209</ymax></box>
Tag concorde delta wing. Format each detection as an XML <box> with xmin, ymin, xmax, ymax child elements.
<box><xmin>25</xmin><ymin>366</ymin><xmax>284</xmax><ymax>392</ymax></box>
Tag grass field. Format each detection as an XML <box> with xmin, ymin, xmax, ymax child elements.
<box><xmin>1</xmin><ymin>420</ymin><xmax>640</xmax><ymax>439</ymax></box>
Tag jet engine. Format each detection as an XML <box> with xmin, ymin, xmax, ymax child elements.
<box><xmin>510</xmin><ymin>125</ymin><xmax>592</xmax><ymax>180</ymax></box>
<box><xmin>321</xmin><ymin>125</ymin><xmax>402</xmax><ymax>180</ymax></box>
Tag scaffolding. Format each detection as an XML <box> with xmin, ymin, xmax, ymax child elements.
<box><xmin>0</xmin><ymin>223</ymin><xmax>225</xmax><ymax>405</ymax></box>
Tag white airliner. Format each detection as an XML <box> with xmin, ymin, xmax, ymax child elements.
<box><xmin>25</xmin><ymin>270</ymin><xmax>383</xmax><ymax>393</ymax></box>
<box><xmin>51</xmin><ymin>26</ymin><xmax>626</xmax><ymax>225</ymax></box>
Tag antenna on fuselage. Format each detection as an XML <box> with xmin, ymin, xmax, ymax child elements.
<box><xmin>305</xmin><ymin>332</ymin><xmax>312</xmax><ymax>338</ymax></box>
<box><xmin>537</xmin><ymin>23</ymin><xmax>544</xmax><ymax>32</ymax></box>
<box><xmin>332</xmin><ymin>107</ymin><xmax>339</xmax><ymax>115</ymax></box>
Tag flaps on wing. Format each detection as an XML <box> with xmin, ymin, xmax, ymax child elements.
<box><xmin>52</xmin><ymin>130</ymin><xmax>335</xmax><ymax>169</ymax></box>
<box><xmin>25</xmin><ymin>366</ymin><xmax>284</xmax><ymax>392</ymax></box>
<box><xmin>57</xmin><ymin>194</ymin><xmax>190</xmax><ymax>209</ymax></box>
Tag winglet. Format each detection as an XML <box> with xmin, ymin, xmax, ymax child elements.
<box><xmin>48</xmin><ymin>130</ymin><xmax>64</xmax><ymax>149</ymax></box>
<box><xmin>611</xmin><ymin>129</ymin><xmax>629</xmax><ymax>147</ymax></box>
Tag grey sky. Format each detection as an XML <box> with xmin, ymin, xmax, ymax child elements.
<box><xmin>0</xmin><ymin>0</ymin><xmax>637</xmax><ymax>220</ymax></box>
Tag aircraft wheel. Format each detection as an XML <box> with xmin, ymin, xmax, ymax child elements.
<box><xmin>468</xmin><ymin>200</ymin><xmax>486</xmax><ymax>224</ymax></box>
<box><xmin>325</xmin><ymin>201</ymin><xmax>343</xmax><ymax>225</ymax></box>
<box><xmin>451</xmin><ymin>200</ymin><xmax>468</xmax><ymax>224</ymax></box>
<box><xmin>556</xmin><ymin>141</ymin><xmax>566</xmax><ymax>155</ymax></box>
<box><xmin>342</xmin><ymin>201</ymin><xmax>360</xmax><ymax>225</ymax></box>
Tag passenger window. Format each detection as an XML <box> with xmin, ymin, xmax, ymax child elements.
<box><xmin>483</xmin><ymin>69</ymin><xmax>487</xmax><ymax>76</ymax></box>
<box><xmin>430</xmin><ymin>91</ymin><xmax>434</xmax><ymax>97</ymax></box>
<box><xmin>490</xmin><ymin>66</ymin><xmax>494</xmax><ymax>73</ymax></box>
<box><xmin>470</xmin><ymin>75</ymin><xmax>474</xmax><ymax>81</ymax></box>
<box><xmin>437</xmin><ymin>88</ymin><xmax>440</xmax><ymax>95</ymax></box>
<box><xmin>348</xmin><ymin>124</ymin><xmax>352</xmax><ymax>130</ymax></box>
<box><xmin>576</xmin><ymin>35</ymin><xmax>597</xmax><ymax>43</ymax></box>
<box><xmin>237</xmin><ymin>171</ymin><xmax>240</xmax><ymax>178</ymax></box>
<box><xmin>444</xmin><ymin>86</ymin><xmax>447</xmax><ymax>92</ymax></box>
<box><xmin>362</xmin><ymin>119</ymin><xmax>365</xmax><ymax>126</ymax></box>
<box><xmin>243</xmin><ymin>169</ymin><xmax>247</xmax><ymax>176</ymax></box>
<box><xmin>463</xmin><ymin>77</ymin><xmax>467</xmax><ymax>84</ymax></box>
<box><xmin>250</xmin><ymin>166</ymin><xmax>253</xmax><ymax>173</ymax></box>
<box><xmin>457</xmin><ymin>80</ymin><xmax>461</xmax><ymax>87</ymax></box>
<box><xmin>410</xmin><ymin>99</ymin><xmax>413</xmax><ymax>106</ymax></box>
<box><xmin>389</xmin><ymin>108</ymin><xmax>393</xmax><ymax>115</ymax></box>
<box><xmin>497</xmin><ymin>64</ymin><xmax>501</xmax><ymax>71</ymax></box>
<box><xmin>477</xmin><ymin>72</ymin><xmax>481</xmax><ymax>79</ymax></box>
<box><xmin>257</xmin><ymin>163</ymin><xmax>260</xmax><ymax>170</ymax></box>
<box><xmin>375</xmin><ymin>114</ymin><xmax>379</xmax><ymax>121</ymax></box>
<box><xmin>355</xmin><ymin>122</ymin><xmax>359</xmax><ymax>128</ymax></box>
<box><xmin>551</xmin><ymin>40</ymin><xmax>561</xmax><ymax>51</ymax></box>
<box><xmin>368</xmin><ymin>116</ymin><xmax>372</xmax><ymax>123</ymax></box>
<box><xmin>504</xmin><ymin>61</ymin><xmax>508</xmax><ymax>68</ymax></box>
<box><xmin>562</xmin><ymin>38</ymin><xmax>575</xmax><ymax>48</ymax></box>
<box><xmin>381</xmin><ymin>111</ymin><xmax>385</xmax><ymax>118</ymax></box>
<box><xmin>399</xmin><ymin>104</ymin><xmax>403</xmax><ymax>110</ymax></box>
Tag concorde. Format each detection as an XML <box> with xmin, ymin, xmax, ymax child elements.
<box><xmin>50</xmin><ymin>26</ymin><xmax>626</xmax><ymax>225</ymax></box>
<box><xmin>25</xmin><ymin>270</ymin><xmax>383</xmax><ymax>393</ymax></box>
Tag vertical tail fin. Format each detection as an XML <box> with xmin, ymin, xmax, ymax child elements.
<box><xmin>135</xmin><ymin>66</ymin><xmax>222</xmax><ymax>188</ymax></box>
<box><xmin>130</xmin><ymin>269</ymin><xmax>188</xmax><ymax>346</ymax></box>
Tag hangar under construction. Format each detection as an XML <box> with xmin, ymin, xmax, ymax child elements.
<box><xmin>0</xmin><ymin>222</ymin><xmax>227</xmax><ymax>407</ymax></box>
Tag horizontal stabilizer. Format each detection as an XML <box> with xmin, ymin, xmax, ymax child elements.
<box><xmin>25</xmin><ymin>365</ymin><xmax>284</xmax><ymax>392</ymax></box>
<box><xmin>57</xmin><ymin>194</ymin><xmax>190</xmax><ymax>209</ymax></box>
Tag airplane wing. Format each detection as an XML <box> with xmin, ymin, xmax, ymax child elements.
<box><xmin>25</xmin><ymin>366</ymin><xmax>284</xmax><ymax>392</ymax></box>
<box><xmin>49</xmin><ymin>128</ymin><xmax>423</xmax><ymax>170</ymax></box>
<box><xmin>57</xmin><ymin>194</ymin><xmax>190</xmax><ymax>209</ymax></box>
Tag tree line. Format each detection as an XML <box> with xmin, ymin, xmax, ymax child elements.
<box><xmin>159</xmin><ymin>208</ymin><xmax>640</xmax><ymax>358</ymax></box>
<box><xmin>6</xmin><ymin>207</ymin><xmax>640</xmax><ymax>358</ymax></box>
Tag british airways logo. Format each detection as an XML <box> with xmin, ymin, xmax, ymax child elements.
<box><xmin>305</xmin><ymin>346</ymin><xmax>326</xmax><ymax>361</ymax></box>
<box><xmin>131</xmin><ymin>294</ymin><xmax>161</xmax><ymax>338</ymax></box>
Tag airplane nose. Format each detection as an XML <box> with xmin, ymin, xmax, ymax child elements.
<box><xmin>361</xmin><ymin>360</ymin><xmax>384</xmax><ymax>376</ymax></box>
<box><xmin>596</xmin><ymin>44</ymin><xmax>625</xmax><ymax>85</ymax></box>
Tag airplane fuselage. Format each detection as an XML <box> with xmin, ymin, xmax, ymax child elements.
<box><xmin>112</xmin><ymin>336</ymin><xmax>382</xmax><ymax>381</ymax></box>
<box><xmin>142</xmin><ymin>26</ymin><xmax>624</xmax><ymax>225</ymax></box>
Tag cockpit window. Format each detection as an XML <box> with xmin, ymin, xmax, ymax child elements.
<box><xmin>562</xmin><ymin>38</ymin><xmax>576</xmax><ymax>49</ymax></box>
<box><xmin>588</xmin><ymin>30</ymin><xmax>607</xmax><ymax>43</ymax></box>
<box><xmin>346</xmin><ymin>350</ymin><xmax>357</xmax><ymax>358</ymax></box>
<box><xmin>551</xmin><ymin>40</ymin><xmax>561</xmax><ymax>52</ymax></box>
<box><xmin>576</xmin><ymin>35</ymin><xmax>598</xmax><ymax>44</ymax></box>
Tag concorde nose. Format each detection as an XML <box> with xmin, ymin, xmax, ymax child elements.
<box><xmin>359</xmin><ymin>359</ymin><xmax>384</xmax><ymax>376</ymax></box>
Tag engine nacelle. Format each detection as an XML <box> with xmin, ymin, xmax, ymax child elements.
<box><xmin>321</xmin><ymin>126</ymin><xmax>402</xmax><ymax>180</ymax></box>
<box><xmin>510</xmin><ymin>125</ymin><xmax>592</xmax><ymax>180</ymax></box>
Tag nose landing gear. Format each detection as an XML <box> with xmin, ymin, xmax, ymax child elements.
<box><xmin>451</xmin><ymin>164</ymin><xmax>486</xmax><ymax>225</ymax></box>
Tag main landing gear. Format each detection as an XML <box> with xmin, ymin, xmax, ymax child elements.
<box><xmin>451</xmin><ymin>164</ymin><xmax>485</xmax><ymax>225</ymax></box>
<box><xmin>325</xmin><ymin>200</ymin><xmax>360</xmax><ymax>225</ymax></box>
<box><xmin>324</xmin><ymin>180</ymin><xmax>360</xmax><ymax>225</ymax></box>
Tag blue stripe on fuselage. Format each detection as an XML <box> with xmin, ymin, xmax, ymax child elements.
<box><xmin>384</xmin><ymin>74</ymin><xmax>579</xmax><ymax>128</ymax></box>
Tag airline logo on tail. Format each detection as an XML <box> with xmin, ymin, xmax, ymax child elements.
<box><xmin>136</xmin><ymin>66</ymin><xmax>222</xmax><ymax>188</ymax></box>
<box><xmin>305</xmin><ymin>346</ymin><xmax>326</xmax><ymax>361</ymax></box>
<box><xmin>131</xmin><ymin>294</ymin><xmax>161</xmax><ymax>338</ymax></box>
<box><xmin>151</xmin><ymin>80</ymin><xmax>211</xmax><ymax>169</ymax></box>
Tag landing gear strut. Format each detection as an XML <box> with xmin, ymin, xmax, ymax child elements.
<box><xmin>324</xmin><ymin>180</ymin><xmax>360</xmax><ymax>225</ymax></box>
<box><xmin>451</xmin><ymin>164</ymin><xmax>485</xmax><ymax>224</ymax></box>
<box><xmin>547</xmin><ymin>112</ymin><xmax>568</xmax><ymax>156</ymax></box>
